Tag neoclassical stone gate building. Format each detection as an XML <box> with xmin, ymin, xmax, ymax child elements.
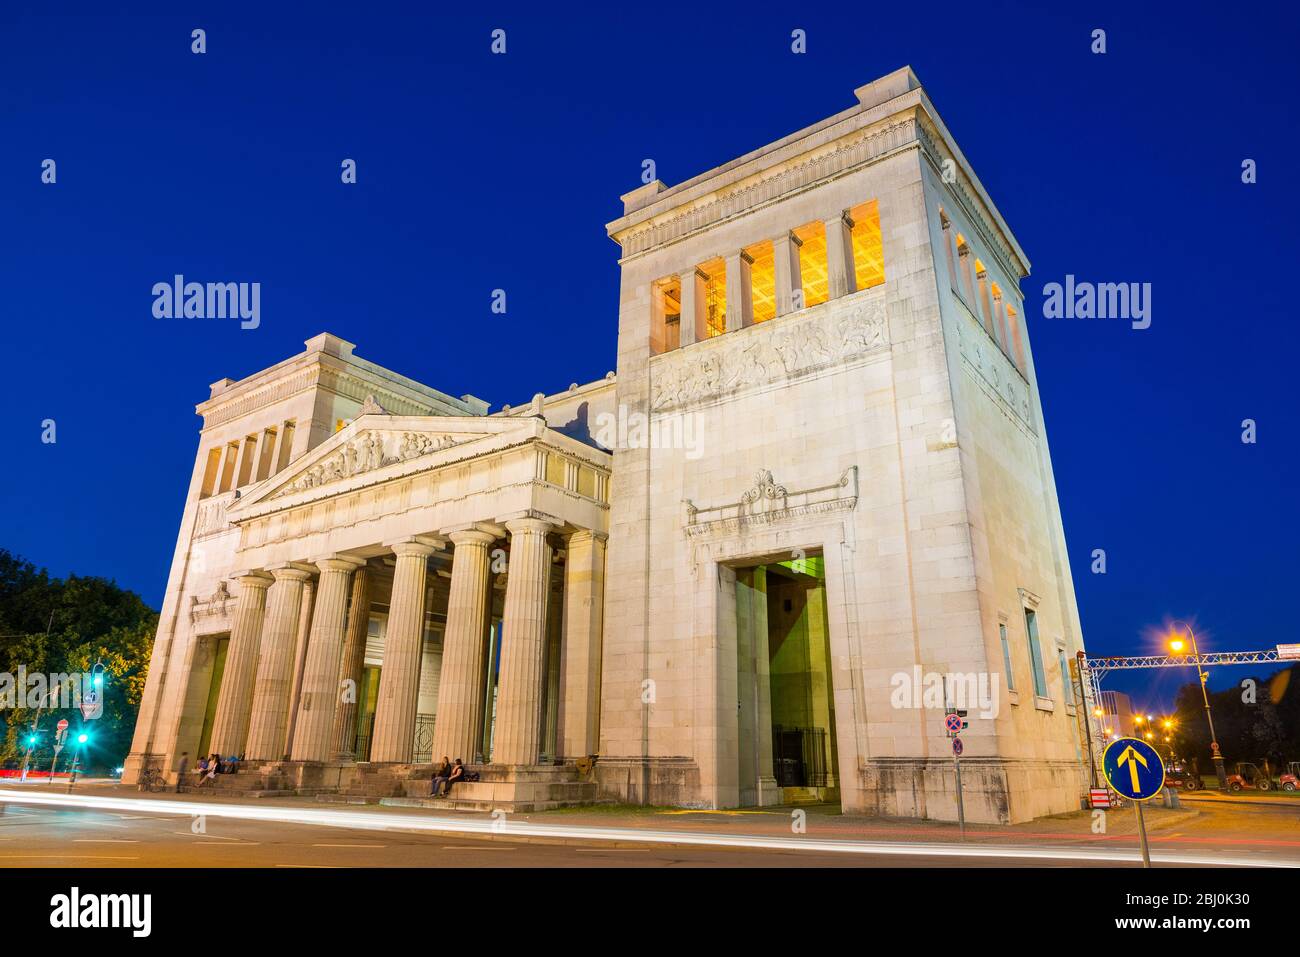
<box><xmin>126</xmin><ymin>68</ymin><xmax>1088</xmax><ymax>823</ymax></box>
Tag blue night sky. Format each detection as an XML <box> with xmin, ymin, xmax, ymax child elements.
<box><xmin>2</xmin><ymin>2</ymin><xmax>1296</xmax><ymax>710</ymax></box>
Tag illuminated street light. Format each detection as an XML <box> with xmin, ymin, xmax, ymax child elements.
<box><xmin>1169</xmin><ymin>621</ymin><xmax>1227</xmax><ymax>789</ymax></box>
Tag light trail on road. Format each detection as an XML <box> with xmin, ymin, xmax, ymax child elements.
<box><xmin>0</xmin><ymin>788</ymin><xmax>1292</xmax><ymax>867</ymax></box>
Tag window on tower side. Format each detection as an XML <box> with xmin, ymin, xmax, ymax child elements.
<box><xmin>1024</xmin><ymin>607</ymin><xmax>1048</xmax><ymax>697</ymax></box>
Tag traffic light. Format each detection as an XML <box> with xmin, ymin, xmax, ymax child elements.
<box><xmin>25</xmin><ymin>734</ymin><xmax>37</xmax><ymax>747</ymax></box>
<box><xmin>76</xmin><ymin>733</ymin><xmax>89</xmax><ymax>745</ymax></box>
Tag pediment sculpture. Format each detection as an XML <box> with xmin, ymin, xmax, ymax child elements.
<box><xmin>271</xmin><ymin>430</ymin><xmax>469</xmax><ymax>498</ymax></box>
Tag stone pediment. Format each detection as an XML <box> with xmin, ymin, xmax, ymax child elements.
<box><xmin>234</xmin><ymin>415</ymin><xmax>534</xmax><ymax>511</ymax></box>
<box><xmin>270</xmin><ymin>429</ymin><xmax>470</xmax><ymax>498</ymax></box>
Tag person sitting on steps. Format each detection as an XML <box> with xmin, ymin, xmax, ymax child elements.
<box><xmin>430</xmin><ymin>756</ymin><xmax>451</xmax><ymax>797</ymax></box>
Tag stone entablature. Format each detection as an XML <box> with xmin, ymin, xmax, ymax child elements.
<box><xmin>221</xmin><ymin>414</ymin><xmax>611</xmax><ymax>567</ymax></box>
<box><xmin>648</xmin><ymin>284</ymin><xmax>887</xmax><ymax>412</ymax></box>
<box><xmin>914</xmin><ymin>113</ymin><xmax>1026</xmax><ymax>289</ymax></box>
<box><xmin>615</xmin><ymin>118</ymin><xmax>919</xmax><ymax>260</ymax></box>
<box><xmin>198</xmin><ymin>334</ymin><xmax>486</xmax><ymax>431</ymax></box>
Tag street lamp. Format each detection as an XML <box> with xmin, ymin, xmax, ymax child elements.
<box><xmin>1169</xmin><ymin>621</ymin><xmax>1227</xmax><ymax>789</ymax></box>
<box><xmin>18</xmin><ymin>680</ymin><xmax>62</xmax><ymax>783</ymax></box>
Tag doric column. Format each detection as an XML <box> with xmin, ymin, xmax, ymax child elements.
<box><xmin>244</xmin><ymin>564</ymin><xmax>312</xmax><ymax>761</ymax></box>
<box><xmin>773</xmin><ymin>231</ymin><xmax>803</xmax><ymax>316</ymax></box>
<box><xmin>369</xmin><ymin>540</ymin><xmax>438</xmax><ymax>763</ymax></box>
<box><xmin>825</xmin><ymin>212</ymin><xmax>857</xmax><ymax>300</ymax></box>
<box><xmin>558</xmin><ymin>530</ymin><xmax>605</xmax><ymax>759</ymax></box>
<box><xmin>282</xmin><ymin>576</ymin><xmax>316</xmax><ymax>757</ymax></box>
<box><xmin>724</xmin><ymin>250</ymin><xmax>754</xmax><ymax>331</ymax></box>
<box><xmin>331</xmin><ymin>567</ymin><xmax>371</xmax><ymax>760</ymax></box>
<box><xmin>289</xmin><ymin>556</ymin><xmax>363</xmax><ymax>762</ymax></box>
<box><xmin>208</xmin><ymin>571</ymin><xmax>273</xmax><ymax>756</ymax></box>
<box><xmin>431</xmin><ymin>528</ymin><xmax>496</xmax><ymax>763</ymax></box>
<box><xmin>492</xmin><ymin>518</ymin><xmax>554</xmax><ymax>765</ymax></box>
<box><xmin>678</xmin><ymin>267</ymin><xmax>705</xmax><ymax>346</ymax></box>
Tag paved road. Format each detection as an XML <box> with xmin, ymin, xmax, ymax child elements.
<box><xmin>0</xmin><ymin>802</ymin><xmax>1069</xmax><ymax>867</ymax></box>
<box><xmin>0</xmin><ymin>794</ymin><xmax>1288</xmax><ymax>867</ymax></box>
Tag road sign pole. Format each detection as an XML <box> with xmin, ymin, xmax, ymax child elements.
<box><xmin>954</xmin><ymin>751</ymin><xmax>966</xmax><ymax>839</ymax></box>
<box><xmin>1134</xmin><ymin>800</ymin><xmax>1151</xmax><ymax>868</ymax></box>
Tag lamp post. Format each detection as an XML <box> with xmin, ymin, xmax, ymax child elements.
<box><xmin>1169</xmin><ymin>622</ymin><xmax>1227</xmax><ymax>789</ymax></box>
<box><xmin>18</xmin><ymin>681</ymin><xmax>61</xmax><ymax>783</ymax></box>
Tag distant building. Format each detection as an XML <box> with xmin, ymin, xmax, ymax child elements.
<box><xmin>1099</xmin><ymin>690</ymin><xmax>1138</xmax><ymax>741</ymax></box>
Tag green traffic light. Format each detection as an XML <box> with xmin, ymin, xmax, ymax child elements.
<box><xmin>77</xmin><ymin>733</ymin><xmax>88</xmax><ymax>744</ymax></box>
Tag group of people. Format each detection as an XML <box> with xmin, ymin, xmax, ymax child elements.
<box><xmin>429</xmin><ymin>757</ymin><xmax>464</xmax><ymax>797</ymax></box>
<box><xmin>175</xmin><ymin>751</ymin><xmax>243</xmax><ymax>790</ymax></box>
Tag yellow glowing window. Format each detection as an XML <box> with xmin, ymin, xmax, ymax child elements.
<box><xmin>793</xmin><ymin>222</ymin><xmax>828</xmax><ymax>307</ymax></box>
<box><xmin>699</xmin><ymin>258</ymin><xmax>727</xmax><ymax>337</ymax></box>
<box><xmin>653</xmin><ymin>276</ymin><xmax>682</xmax><ymax>354</ymax></box>
<box><xmin>745</xmin><ymin>240</ymin><xmax>776</xmax><ymax>324</ymax></box>
<box><xmin>1006</xmin><ymin>304</ymin><xmax>1025</xmax><ymax>369</ymax></box>
<box><xmin>849</xmin><ymin>200</ymin><xmax>884</xmax><ymax>289</ymax></box>
<box><xmin>335</xmin><ymin>418</ymin><xmax>346</xmax><ymax>433</ymax></box>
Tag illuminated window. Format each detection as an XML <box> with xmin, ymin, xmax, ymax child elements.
<box><xmin>939</xmin><ymin>209</ymin><xmax>957</xmax><ymax>291</ymax></box>
<box><xmin>200</xmin><ymin>447</ymin><xmax>222</xmax><ymax>499</ymax></box>
<box><xmin>651</xmin><ymin>276</ymin><xmax>681</xmax><ymax>355</ymax></box>
<box><xmin>745</xmin><ymin>240</ymin><xmax>776</xmax><ymax>324</ymax></box>
<box><xmin>219</xmin><ymin>442</ymin><xmax>238</xmax><ymax>492</ymax></box>
<box><xmin>1006</xmin><ymin>303</ymin><xmax>1025</xmax><ymax>370</ymax></box>
<box><xmin>955</xmin><ymin>233</ymin><xmax>975</xmax><ymax>306</ymax></box>
<box><xmin>849</xmin><ymin>200</ymin><xmax>885</xmax><ymax>289</ymax></box>
<box><xmin>276</xmin><ymin>420</ymin><xmax>296</xmax><ymax>472</ymax></box>
<box><xmin>975</xmin><ymin>259</ymin><xmax>994</xmax><ymax>340</ymax></box>
<box><xmin>699</xmin><ymin>258</ymin><xmax>727</xmax><ymax>337</ymax></box>
<box><xmin>793</xmin><ymin>222</ymin><xmax>829</xmax><ymax>307</ymax></box>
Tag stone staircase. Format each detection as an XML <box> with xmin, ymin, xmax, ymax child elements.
<box><xmin>382</xmin><ymin>764</ymin><xmax>600</xmax><ymax>812</ymax></box>
<box><xmin>178</xmin><ymin>759</ymin><xmax>603</xmax><ymax>811</ymax></box>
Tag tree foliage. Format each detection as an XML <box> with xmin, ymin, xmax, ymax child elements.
<box><xmin>0</xmin><ymin>550</ymin><xmax>157</xmax><ymax>771</ymax></box>
<box><xmin>1170</xmin><ymin>665</ymin><xmax>1300</xmax><ymax>775</ymax></box>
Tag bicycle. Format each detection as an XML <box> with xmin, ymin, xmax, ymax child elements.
<box><xmin>137</xmin><ymin>766</ymin><xmax>165</xmax><ymax>793</ymax></box>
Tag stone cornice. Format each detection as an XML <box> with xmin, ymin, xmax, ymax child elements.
<box><xmin>613</xmin><ymin>116</ymin><xmax>920</xmax><ymax>260</ymax></box>
<box><xmin>915</xmin><ymin>112</ymin><xmax>1028</xmax><ymax>282</ymax></box>
<box><xmin>198</xmin><ymin>355</ymin><xmax>478</xmax><ymax>431</ymax></box>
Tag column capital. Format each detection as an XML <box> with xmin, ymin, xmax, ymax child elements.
<box><xmin>231</xmin><ymin>570</ymin><xmax>274</xmax><ymax>589</ymax></box>
<box><xmin>313</xmin><ymin>555</ymin><xmax>366</xmax><ymax>574</ymax></box>
<box><xmin>504</xmin><ymin>516</ymin><xmax>557</xmax><ymax>536</ymax></box>
<box><xmin>387</xmin><ymin>537</ymin><xmax>443</xmax><ymax>559</ymax></box>
<box><xmin>443</xmin><ymin>519</ymin><xmax>505</xmax><ymax>540</ymax></box>
<box><xmin>448</xmin><ymin>527</ymin><xmax>499</xmax><ymax>548</ymax></box>
<box><xmin>268</xmin><ymin>562</ymin><xmax>315</xmax><ymax>583</ymax></box>
<box><xmin>567</xmin><ymin>528</ymin><xmax>608</xmax><ymax>547</ymax></box>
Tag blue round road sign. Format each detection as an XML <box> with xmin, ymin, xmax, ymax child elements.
<box><xmin>1101</xmin><ymin>737</ymin><xmax>1166</xmax><ymax>801</ymax></box>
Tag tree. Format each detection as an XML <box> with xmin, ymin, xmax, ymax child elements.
<box><xmin>0</xmin><ymin>549</ymin><xmax>157</xmax><ymax>771</ymax></box>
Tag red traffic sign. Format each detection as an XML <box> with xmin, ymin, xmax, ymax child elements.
<box><xmin>1089</xmin><ymin>787</ymin><xmax>1111</xmax><ymax>809</ymax></box>
<box><xmin>945</xmin><ymin>713</ymin><xmax>963</xmax><ymax>734</ymax></box>
<box><xmin>56</xmin><ymin>719</ymin><xmax>69</xmax><ymax>731</ymax></box>
<box><xmin>952</xmin><ymin>737</ymin><xmax>963</xmax><ymax>756</ymax></box>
